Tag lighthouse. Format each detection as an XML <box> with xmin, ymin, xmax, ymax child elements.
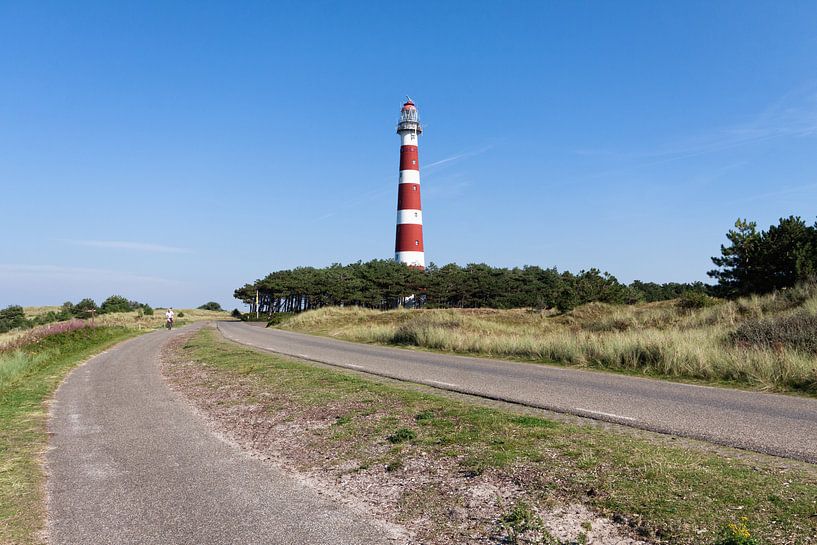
<box><xmin>394</xmin><ymin>98</ymin><xmax>425</xmax><ymax>269</ymax></box>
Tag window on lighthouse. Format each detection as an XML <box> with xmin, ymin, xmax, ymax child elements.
<box><xmin>415</xmin><ymin>240</ymin><xmax>419</xmax><ymax>246</ymax></box>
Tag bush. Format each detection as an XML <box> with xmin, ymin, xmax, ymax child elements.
<box><xmin>60</xmin><ymin>301</ymin><xmax>75</xmax><ymax>317</ymax></box>
<box><xmin>0</xmin><ymin>305</ymin><xmax>29</xmax><ymax>333</ymax></box>
<box><xmin>100</xmin><ymin>295</ymin><xmax>131</xmax><ymax>314</ymax></box>
<box><xmin>197</xmin><ymin>302</ymin><xmax>223</xmax><ymax>311</ymax></box>
<box><xmin>177</xmin><ymin>311</ymin><xmax>185</xmax><ymax>318</ymax></box>
<box><xmin>678</xmin><ymin>291</ymin><xmax>719</xmax><ymax>309</ymax></box>
<box><xmin>231</xmin><ymin>309</ymin><xmax>242</xmax><ymax>319</ymax></box>
<box><xmin>266</xmin><ymin>312</ymin><xmax>293</xmax><ymax>326</ymax></box>
<box><xmin>72</xmin><ymin>298</ymin><xmax>98</xmax><ymax>318</ymax></box>
<box><xmin>729</xmin><ymin>313</ymin><xmax>817</xmax><ymax>354</ymax></box>
<box><xmin>143</xmin><ymin>305</ymin><xmax>154</xmax><ymax>316</ymax></box>
<box><xmin>240</xmin><ymin>313</ymin><xmax>268</xmax><ymax>322</ymax></box>
<box><xmin>780</xmin><ymin>282</ymin><xmax>817</xmax><ymax>306</ymax></box>
<box><xmin>555</xmin><ymin>286</ymin><xmax>580</xmax><ymax>313</ymax></box>
<box><xmin>31</xmin><ymin>310</ymin><xmax>70</xmax><ymax>326</ymax></box>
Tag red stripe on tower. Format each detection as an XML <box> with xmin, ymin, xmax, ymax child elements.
<box><xmin>394</xmin><ymin>98</ymin><xmax>425</xmax><ymax>269</ymax></box>
<box><xmin>399</xmin><ymin>146</ymin><xmax>419</xmax><ymax>171</ymax></box>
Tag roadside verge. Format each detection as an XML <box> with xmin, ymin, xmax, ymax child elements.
<box><xmin>0</xmin><ymin>326</ymin><xmax>142</xmax><ymax>545</ymax></box>
<box><xmin>163</xmin><ymin>326</ymin><xmax>817</xmax><ymax>545</ymax></box>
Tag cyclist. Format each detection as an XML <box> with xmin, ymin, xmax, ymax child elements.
<box><xmin>165</xmin><ymin>307</ymin><xmax>175</xmax><ymax>330</ymax></box>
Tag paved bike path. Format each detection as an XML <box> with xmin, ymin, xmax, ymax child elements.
<box><xmin>47</xmin><ymin>325</ymin><xmax>399</xmax><ymax>545</ymax></box>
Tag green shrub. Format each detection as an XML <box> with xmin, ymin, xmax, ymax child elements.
<box><xmin>143</xmin><ymin>305</ymin><xmax>154</xmax><ymax>316</ymax></box>
<box><xmin>555</xmin><ymin>288</ymin><xmax>579</xmax><ymax>313</ymax></box>
<box><xmin>266</xmin><ymin>312</ymin><xmax>293</xmax><ymax>326</ymax></box>
<box><xmin>678</xmin><ymin>291</ymin><xmax>719</xmax><ymax>309</ymax></box>
<box><xmin>197</xmin><ymin>302</ymin><xmax>223</xmax><ymax>311</ymax></box>
<box><xmin>0</xmin><ymin>305</ymin><xmax>29</xmax><ymax>333</ymax></box>
<box><xmin>239</xmin><ymin>313</ymin><xmax>267</xmax><ymax>322</ymax></box>
<box><xmin>729</xmin><ymin>313</ymin><xmax>817</xmax><ymax>354</ymax></box>
<box><xmin>31</xmin><ymin>310</ymin><xmax>70</xmax><ymax>326</ymax></box>
<box><xmin>72</xmin><ymin>298</ymin><xmax>98</xmax><ymax>318</ymax></box>
<box><xmin>100</xmin><ymin>295</ymin><xmax>131</xmax><ymax>314</ymax></box>
<box><xmin>177</xmin><ymin>311</ymin><xmax>185</xmax><ymax>318</ymax></box>
<box><xmin>231</xmin><ymin>309</ymin><xmax>242</xmax><ymax>319</ymax></box>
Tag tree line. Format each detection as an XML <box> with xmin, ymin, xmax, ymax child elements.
<box><xmin>234</xmin><ymin>261</ymin><xmax>710</xmax><ymax>315</ymax></box>
<box><xmin>236</xmin><ymin>216</ymin><xmax>817</xmax><ymax>315</ymax></box>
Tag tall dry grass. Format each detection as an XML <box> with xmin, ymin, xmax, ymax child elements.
<box><xmin>281</xmin><ymin>287</ymin><xmax>817</xmax><ymax>393</ymax></box>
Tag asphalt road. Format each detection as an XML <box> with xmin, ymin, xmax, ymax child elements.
<box><xmin>47</xmin><ymin>325</ymin><xmax>400</xmax><ymax>545</ymax></box>
<box><xmin>218</xmin><ymin>321</ymin><xmax>817</xmax><ymax>464</ymax></box>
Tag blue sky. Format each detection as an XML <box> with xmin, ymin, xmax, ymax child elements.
<box><xmin>1</xmin><ymin>1</ymin><xmax>816</xmax><ymax>309</ymax></box>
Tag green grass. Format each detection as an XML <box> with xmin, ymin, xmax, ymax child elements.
<box><xmin>278</xmin><ymin>285</ymin><xmax>817</xmax><ymax>394</ymax></box>
<box><xmin>0</xmin><ymin>326</ymin><xmax>141</xmax><ymax>545</ymax></box>
<box><xmin>177</xmin><ymin>328</ymin><xmax>817</xmax><ymax>544</ymax></box>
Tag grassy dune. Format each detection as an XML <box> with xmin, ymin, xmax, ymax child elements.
<box><xmin>280</xmin><ymin>285</ymin><xmax>817</xmax><ymax>394</ymax></box>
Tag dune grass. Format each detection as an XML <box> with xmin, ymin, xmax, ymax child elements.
<box><xmin>175</xmin><ymin>328</ymin><xmax>817</xmax><ymax>544</ymax></box>
<box><xmin>0</xmin><ymin>326</ymin><xmax>141</xmax><ymax>544</ymax></box>
<box><xmin>280</xmin><ymin>285</ymin><xmax>817</xmax><ymax>394</ymax></box>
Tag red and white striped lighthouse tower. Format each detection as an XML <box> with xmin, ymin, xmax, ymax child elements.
<box><xmin>395</xmin><ymin>98</ymin><xmax>425</xmax><ymax>269</ymax></box>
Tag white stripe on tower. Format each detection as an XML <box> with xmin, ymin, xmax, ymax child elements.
<box><xmin>395</xmin><ymin>251</ymin><xmax>425</xmax><ymax>264</ymax></box>
<box><xmin>397</xmin><ymin>209</ymin><xmax>423</xmax><ymax>224</ymax></box>
<box><xmin>399</xmin><ymin>170</ymin><xmax>420</xmax><ymax>184</ymax></box>
<box><xmin>394</xmin><ymin>98</ymin><xmax>425</xmax><ymax>270</ymax></box>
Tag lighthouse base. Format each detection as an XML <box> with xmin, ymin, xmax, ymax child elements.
<box><xmin>395</xmin><ymin>251</ymin><xmax>425</xmax><ymax>269</ymax></box>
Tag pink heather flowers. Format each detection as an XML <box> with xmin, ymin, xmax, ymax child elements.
<box><xmin>0</xmin><ymin>319</ymin><xmax>95</xmax><ymax>352</ymax></box>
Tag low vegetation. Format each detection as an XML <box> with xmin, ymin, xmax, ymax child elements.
<box><xmin>0</xmin><ymin>307</ymin><xmax>228</xmax><ymax>349</ymax></box>
<box><xmin>0</xmin><ymin>324</ymin><xmax>140</xmax><ymax>544</ymax></box>
<box><xmin>730</xmin><ymin>313</ymin><xmax>817</xmax><ymax>355</ymax></box>
<box><xmin>166</xmin><ymin>328</ymin><xmax>817</xmax><ymax>544</ymax></box>
<box><xmin>280</xmin><ymin>283</ymin><xmax>817</xmax><ymax>394</ymax></box>
<box><xmin>0</xmin><ymin>296</ymin><xmax>154</xmax><ymax>334</ymax></box>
